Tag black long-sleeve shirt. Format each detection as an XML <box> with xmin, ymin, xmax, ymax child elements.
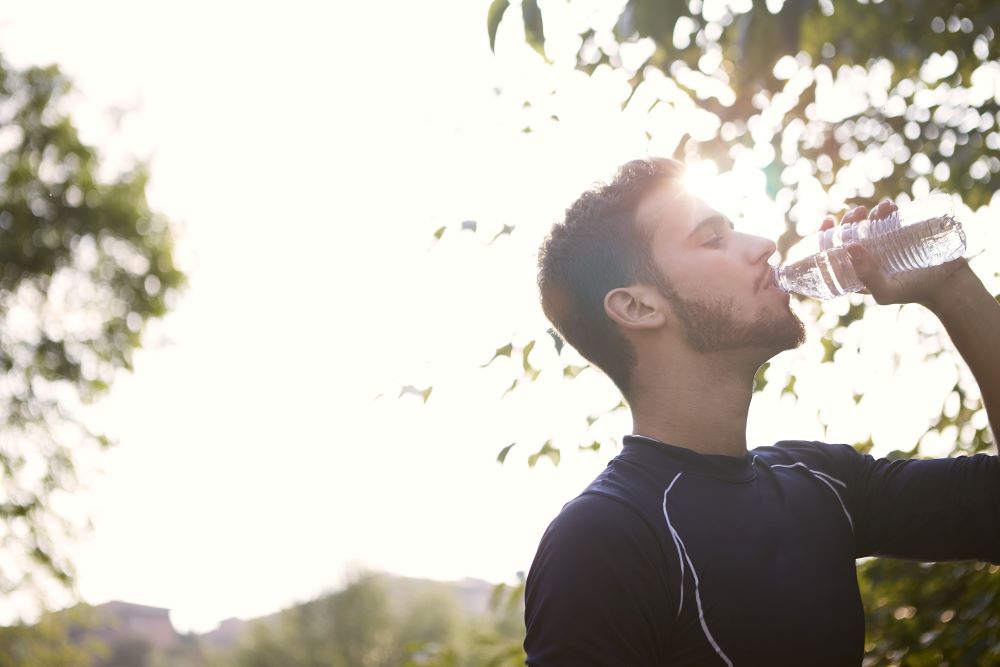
<box><xmin>524</xmin><ymin>435</ymin><xmax>1000</xmax><ymax>666</ymax></box>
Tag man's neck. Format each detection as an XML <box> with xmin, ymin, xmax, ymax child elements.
<box><xmin>628</xmin><ymin>351</ymin><xmax>758</xmax><ymax>458</ymax></box>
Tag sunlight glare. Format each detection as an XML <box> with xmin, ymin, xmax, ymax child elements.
<box><xmin>682</xmin><ymin>159</ymin><xmax>721</xmax><ymax>204</ymax></box>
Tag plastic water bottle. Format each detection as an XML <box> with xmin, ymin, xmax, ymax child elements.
<box><xmin>773</xmin><ymin>194</ymin><xmax>967</xmax><ymax>299</ymax></box>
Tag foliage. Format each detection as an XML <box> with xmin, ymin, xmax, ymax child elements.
<box><xmin>0</xmin><ymin>605</ymin><xmax>107</xmax><ymax>667</ymax></box>
<box><xmin>483</xmin><ymin>0</ymin><xmax>1000</xmax><ymax>663</ymax></box>
<box><xmin>0</xmin><ymin>575</ymin><xmax>526</xmax><ymax>667</ymax></box>
<box><xmin>0</xmin><ymin>53</ymin><xmax>185</xmax><ymax>597</ymax></box>
<box><xmin>859</xmin><ymin>559</ymin><xmax>1000</xmax><ymax>666</ymax></box>
<box><xmin>92</xmin><ymin>635</ymin><xmax>152</xmax><ymax>667</ymax></box>
<box><xmin>218</xmin><ymin>572</ymin><xmax>525</xmax><ymax>667</ymax></box>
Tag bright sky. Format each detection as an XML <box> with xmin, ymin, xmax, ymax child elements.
<box><xmin>0</xmin><ymin>0</ymin><xmax>996</xmax><ymax>635</ymax></box>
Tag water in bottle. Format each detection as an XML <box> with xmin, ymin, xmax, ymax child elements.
<box><xmin>772</xmin><ymin>194</ymin><xmax>967</xmax><ymax>300</ymax></box>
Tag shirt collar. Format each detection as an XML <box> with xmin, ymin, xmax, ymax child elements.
<box><xmin>623</xmin><ymin>434</ymin><xmax>756</xmax><ymax>483</ymax></box>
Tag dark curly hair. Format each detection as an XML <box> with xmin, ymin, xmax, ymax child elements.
<box><xmin>537</xmin><ymin>158</ymin><xmax>684</xmax><ymax>399</ymax></box>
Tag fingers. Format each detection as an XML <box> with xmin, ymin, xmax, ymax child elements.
<box><xmin>828</xmin><ymin>199</ymin><xmax>899</xmax><ymax>228</ymax></box>
<box><xmin>868</xmin><ymin>199</ymin><xmax>898</xmax><ymax>221</ymax></box>
<box><xmin>841</xmin><ymin>205</ymin><xmax>868</xmax><ymax>225</ymax></box>
<box><xmin>819</xmin><ymin>199</ymin><xmax>898</xmax><ymax>259</ymax></box>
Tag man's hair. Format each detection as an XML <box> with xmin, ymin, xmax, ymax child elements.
<box><xmin>537</xmin><ymin>157</ymin><xmax>684</xmax><ymax>399</ymax></box>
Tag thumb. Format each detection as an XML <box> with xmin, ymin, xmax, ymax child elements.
<box><xmin>846</xmin><ymin>243</ymin><xmax>884</xmax><ymax>294</ymax></box>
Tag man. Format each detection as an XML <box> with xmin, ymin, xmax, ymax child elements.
<box><xmin>524</xmin><ymin>157</ymin><xmax>1000</xmax><ymax>666</ymax></box>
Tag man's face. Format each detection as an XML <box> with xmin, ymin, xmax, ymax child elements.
<box><xmin>635</xmin><ymin>183</ymin><xmax>805</xmax><ymax>354</ymax></box>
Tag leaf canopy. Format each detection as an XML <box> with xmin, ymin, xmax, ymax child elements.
<box><xmin>0</xmin><ymin>53</ymin><xmax>185</xmax><ymax>598</ymax></box>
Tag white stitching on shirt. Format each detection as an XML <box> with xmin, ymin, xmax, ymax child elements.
<box><xmin>661</xmin><ymin>473</ymin><xmax>686</xmax><ymax>618</ymax></box>
<box><xmin>767</xmin><ymin>462</ymin><xmax>854</xmax><ymax>534</ymax></box>
<box><xmin>806</xmin><ymin>468</ymin><xmax>847</xmax><ymax>488</ymax></box>
<box><xmin>662</xmin><ymin>473</ymin><xmax>734</xmax><ymax>667</ymax></box>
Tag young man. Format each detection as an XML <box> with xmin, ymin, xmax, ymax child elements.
<box><xmin>525</xmin><ymin>158</ymin><xmax>1000</xmax><ymax>666</ymax></box>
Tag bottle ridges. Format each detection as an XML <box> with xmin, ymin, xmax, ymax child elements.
<box><xmin>863</xmin><ymin>215</ymin><xmax>964</xmax><ymax>275</ymax></box>
<box><xmin>776</xmin><ymin>214</ymin><xmax>966</xmax><ymax>299</ymax></box>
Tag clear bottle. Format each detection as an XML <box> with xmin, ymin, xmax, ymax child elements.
<box><xmin>773</xmin><ymin>194</ymin><xmax>967</xmax><ymax>299</ymax></box>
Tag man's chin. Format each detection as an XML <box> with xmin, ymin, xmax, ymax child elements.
<box><xmin>748</xmin><ymin>311</ymin><xmax>806</xmax><ymax>354</ymax></box>
<box><xmin>771</xmin><ymin>312</ymin><xmax>807</xmax><ymax>351</ymax></box>
<box><xmin>671</xmin><ymin>293</ymin><xmax>805</xmax><ymax>354</ymax></box>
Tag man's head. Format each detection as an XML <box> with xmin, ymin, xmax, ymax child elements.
<box><xmin>537</xmin><ymin>158</ymin><xmax>804</xmax><ymax>399</ymax></box>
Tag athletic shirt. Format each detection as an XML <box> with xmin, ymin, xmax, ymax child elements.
<box><xmin>524</xmin><ymin>436</ymin><xmax>1000</xmax><ymax>666</ymax></box>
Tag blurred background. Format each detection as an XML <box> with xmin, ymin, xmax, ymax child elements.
<box><xmin>0</xmin><ymin>0</ymin><xmax>998</xmax><ymax>665</ymax></box>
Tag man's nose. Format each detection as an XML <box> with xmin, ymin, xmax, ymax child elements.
<box><xmin>743</xmin><ymin>233</ymin><xmax>777</xmax><ymax>264</ymax></box>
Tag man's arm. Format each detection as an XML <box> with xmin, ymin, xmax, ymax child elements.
<box><xmin>925</xmin><ymin>264</ymin><xmax>1000</xmax><ymax>440</ymax></box>
<box><xmin>846</xmin><ymin>242</ymin><xmax>999</xmax><ymax>440</ymax></box>
<box><xmin>524</xmin><ymin>494</ymin><xmax>674</xmax><ymax>666</ymax></box>
<box><xmin>820</xmin><ymin>202</ymin><xmax>1000</xmax><ymax>562</ymax></box>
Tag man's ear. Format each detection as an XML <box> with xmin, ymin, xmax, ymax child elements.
<box><xmin>604</xmin><ymin>286</ymin><xmax>667</xmax><ymax>332</ymax></box>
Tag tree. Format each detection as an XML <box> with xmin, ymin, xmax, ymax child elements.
<box><xmin>0</xmin><ymin>605</ymin><xmax>106</xmax><ymax>667</ymax></box>
<box><xmin>0</xmin><ymin>53</ymin><xmax>185</xmax><ymax>599</ymax></box>
<box><xmin>220</xmin><ymin>573</ymin><xmax>522</xmax><ymax>667</ymax></box>
<box><xmin>225</xmin><ymin>573</ymin><xmax>405</xmax><ymax>667</ymax></box>
<box><xmin>483</xmin><ymin>1</ymin><xmax>999</xmax><ymax>663</ymax></box>
<box><xmin>92</xmin><ymin>635</ymin><xmax>152</xmax><ymax>667</ymax></box>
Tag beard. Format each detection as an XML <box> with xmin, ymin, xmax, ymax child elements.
<box><xmin>666</xmin><ymin>292</ymin><xmax>805</xmax><ymax>354</ymax></box>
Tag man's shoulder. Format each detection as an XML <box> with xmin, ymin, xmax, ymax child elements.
<box><xmin>544</xmin><ymin>491</ymin><xmax>651</xmax><ymax>544</ymax></box>
<box><xmin>751</xmin><ymin>439</ymin><xmax>864</xmax><ymax>472</ymax></box>
<box><xmin>528</xmin><ymin>491</ymin><xmax>677</xmax><ymax>610</ymax></box>
<box><xmin>525</xmin><ymin>493</ymin><xmax>677</xmax><ymax>665</ymax></box>
<box><xmin>579</xmin><ymin>446</ymin><xmax>683</xmax><ymax>506</ymax></box>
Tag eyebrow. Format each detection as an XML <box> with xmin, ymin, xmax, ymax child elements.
<box><xmin>687</xmin><ymin>214</ymin><xmax>735</xmax><ymax>240</ymax></box>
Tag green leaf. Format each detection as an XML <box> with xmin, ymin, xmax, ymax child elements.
<box><xmin>753</xmin><ymin>362</ymin><xmax>770</xmax><ymax>393</ymax></box>
<box><xmin>497</xmin><ymin>442</ymin><xmax>516</xmax><ymax>464</ymax></box>
<box><xmin>488</xmin><ymin>224</ymin><xmax>516</xmax><ymax>244</ymax></box>
<box><xmin>399</xmin><ymin>385</ymin><xmax>433</xmax><ymax>403</ymax></box>
<box><xmin>501</xmin><ymin>378</ymin><xmax>519</xmax><ymax>397</ymax></box>
<box><xmin>522</xmin><ymin>0</ymin><xmax>546</xmax><ymax>59</ymax></box>
<box><xmin>587</xmin><ymin>399</ymin><xmax>626</xmax><ymax>427</ymax></box>
<box><xmin>843</xmin><ymin>300</ymin><xmax>866</xmax><ymax>324</ymax></box>
<box><xmin>433</xmin><ymin>225</ymin><xmax>446</xmax><ymax>240</ymax></box>
<box><xmin>481</xmin><ymin>342</ymin><xmax>514</xmax><ymax>367</ymax></box>
<box><xmin>563</xmin><ymin>364</ymin><xmax>587</xmax><ymax>378</ymax></box>
<box><xmin>487</xmin><ymin>0</ymin><xmax>511</xmax><ymax>52</ymax></box>
<box><xmin>578</xmin><ymin>440</ymin><xmax>601</xmax><ymax>453</ymax></box>
<box><xmin>521</xmin><ymin>339</ymin><xmax>536</xmax><ymax>372</ymax></box>
<box><xmin>527</xmin><ymin>440</ymin><xmax>560</xmax><ymax>467</ymax></box>
<box><xmin>782</xmin><ymin>375</ymin><xmax>798</xmax><ymax>398</ymax></box>
<box><xmin>820</xmin><ymin>336</ymin><xmax>839</xmax><ymax>364</ymax></box>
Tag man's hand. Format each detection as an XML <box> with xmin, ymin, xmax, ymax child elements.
<box><xmin>821</xmin><ymin>199</ymin><xmax>999</xmax><ymax>444</ymax></box>
<box><xmin>819</xmin><ymin>200</ymin><xmax>973</xmax><ymax>309</ymax></box>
